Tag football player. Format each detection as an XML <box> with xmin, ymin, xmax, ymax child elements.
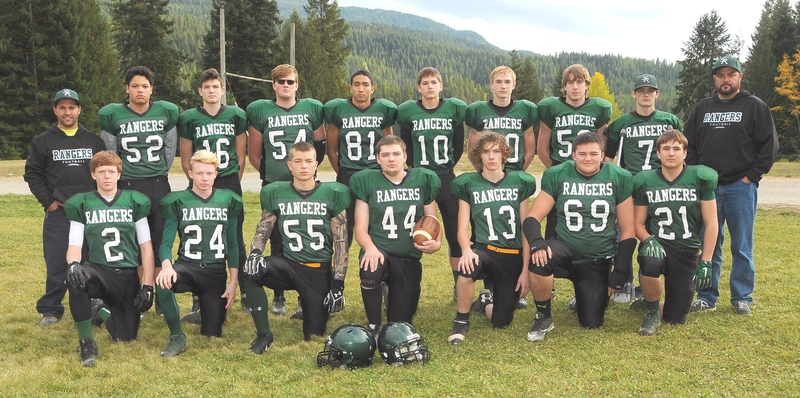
<box><xmin>523</xmin><ymin>132</ymin><xmax>635</xmax><ymax>341</ymax></box>
<box><xmin>247</xmin><ymin>64</ymin><xmax>325</xmax><ymax>317</ymax></box>
<box><xmin>155</xmin><ymin>150</ymin><xmax>243</xmax><ymax>357</ymax></box>
<box><xmin>324</xmin><ymin>69</ymin><xmax>397</xmax><ymax>247</ymax></box>
<box><xmin>448</xmin><ymin>132</ymin><xmax>536</xmax><ymax>345</ymax></box>
<box><xmin>177</xmin><ymin>68</ymin><xmax>249</xmax><ymax>322</ymax></box>
<box><xmin>64</xmin><ymin>151</ymin><xmax>154</xmax><ymax>366</ymax></box>
<box><xmin>397</xmin><ymin>67</ymin><xmax>466</xmax><ymax>301</ymax></box>
<box><xmin>632</xmin><ymin>130</ymin><xmax>718</xmax><ymax>335</ymax></box>
<box><xmin>351</xmin><ymin>135</ymin><xmax>442</xmax><ymax>333</ymax></box>
<box><xmin>603</xmin><ymin>74</ymin><xmax>682</xmax><ymax>304</ymax></box>
<box><xmin>241</xmin><ymin>141</ymin><xmax>350</xmax><ymax>353</ymax></box>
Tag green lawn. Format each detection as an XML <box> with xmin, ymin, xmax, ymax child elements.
<box><xmin>0</xmin><ymin>194</ymin><xmax>797</xmax><ymax>396</ymax></box>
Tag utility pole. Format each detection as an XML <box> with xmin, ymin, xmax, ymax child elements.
<box><xmin>219</xmin><ymin>7</ymin><xmax>227</xmax><ymax>105</ymax></box>
<box><xmin>290</xmin><ymin>22</ymin><xmax>295</xmax><ymax>66</ymax></box>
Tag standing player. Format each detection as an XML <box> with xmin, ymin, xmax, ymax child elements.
<box><xmin>523</xmin><ymin>132</ymin><xmax>635</xmax><ymax>341</ymax></box>
<box><xmin>604</xmin><ymin>74</ymin><xmax>682</xmax><ymax>304</ymax></box>
<box><xmin>64</xmin><ymin>151</ymin><xmax>154</xmax><ymax>366</ymax></box>
<box><xmin>241</xmin><ymin>142</ymin><xmax>350</xmax><ymax>353</ymax></box>
<box><xmin>155</xmin><ymin>150</ymin><xmax>242</xmax><ymax>357</ymax></box>
<box><xmin>448</xmin><ymin>132</ymin><xmax>536</xmax><ymax>345</ymax></box>
<box><xmin>351</xmin><ymin>135</ymin><xmax>442</xmax><ymax>334</ymax></box>
<box><xmin>25</xmin><ymin>88</ymin><xmax>105</xmax><ymax>326</ymax></box>
<box><xmin>178</xmin><ymin>68</ymin><xmax>249</xmax><ymax>322</ymax></box>
<box><xmin>632</xmin><ymin>130</ymin><xmax>718</xmax><ymax>335</ymax></box>
<box><xmin>99</xmin><ymin>66</ymin><xmax>179</xmax><ymax>310</ymax></box>
<box><xmin>397</xmin><ymin>66</ymin><xmax>466</xmax><ymax>299</ymax></box>
<box><xmin>325</xmin><ymin>69</ymin><xmax>397</xmax><ymax>246</ymax></box>
<box><xmin>685</xmin><ymin>56</ymin><xmax>778</xmax><ymax>315</ymax></box>
<box><xmin>247</xmin><ymin>64</ymin><xmax>325</xmax><ymax>317</ymax></box>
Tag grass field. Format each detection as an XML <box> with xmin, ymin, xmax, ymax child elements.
<box><xmin>1</xmin><ymin>192</ymin><xmax>798</xmax><ymax>396</ymax></box>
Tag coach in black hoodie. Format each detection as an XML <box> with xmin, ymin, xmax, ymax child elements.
<box><xmin>684</xmin><ymin>56</ymin><xmax>778</xmax><ymax>316</ymax></box>
<box><xmin>24</xmin><ymin>89</ymin><xmax>105</xmax><ymax>326</ymax></box>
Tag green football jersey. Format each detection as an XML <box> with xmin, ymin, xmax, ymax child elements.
<box><xmin>64</xmin><ymin>190</ymin><xmax>151</xmax><ymax>268</ymax></box>
<box><xmin>323</xmin><ymin>98</ymin><xmax>397</xmax><ymax>171</ymax></box>
<box><xmin>177</xmin><ymin>105</ymin><xmax>248</xmax><ymax>177</ymax></box>
<box><xmin>541</xmin><ymin>161</ymin><xmax>633</xmax><ymax>258</ymax></box>
<box><xmin>465</xmin><ymin>100</ymin><xmax>538</xmax><ymax>171</ymax></box>
<box><xmin>605</xmin><ymin>111</ymin><xmax>682</xmax><ymax>175</ymax></box>
<box><xmin>397</xmin><ymin>98</ymin><xmax>467</xmax><ymax>172</ymax></box>
<box><xmin>246</xmin><ymin>98</ymin><xmax>324</xmax><ymax>182</ymax></box>
<box><xmin>537</xmin><ymin>97</ymin><xmax>612</xmax><ymax>165</ymax></box>
<box><xmin>260</xmin><ymin>181</ymin><xmax>350</xmax><ymax>263</ymax></box>
<box><xmin>99</xmin><ymin>101</ymin><xmax>179</xmax><ymax>179</ymax></box>
<box><xmin>451</xmin><ymin>171</ymin><xmax>536</xmax><ymax>249</ymax></box>
<box><xmin>160</xmin><ymin>189</ymin><xmax>243</xmax><ymax>266</ymax></box>
<box><xmin>350</xmin><ymin>168</ymin><xmax>441</xmax><ymax>259</ymax></box>
<box><xmin>632</xmin><ymin>165</ymin><xmax>717</xmax><ymax>250</ymax></box>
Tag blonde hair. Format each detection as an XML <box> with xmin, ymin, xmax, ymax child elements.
<box><xmin>562</xmin><ymin>64</ymin><xmax>591</xmax><ymax>93</ymax></box>
<box><xmin>272</xmin><ymin>64</ymin><xmax>298</xmax><ymax>82</ymax></box>
<box><xmin>190</xmin><ymin>149</ymin><xmax>220</xmax><ymax>169</ymax></box>
<box><xmin>490</xmin><ymin>66</ymin><xmax>516</xmax><ymax>85</ymax></box>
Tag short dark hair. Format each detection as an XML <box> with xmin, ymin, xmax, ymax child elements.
<box><xmin>124</xmin><ymin>66</ymin><xmax>154</xmax><ymax>86</ymax></box>
<box><xmin>376</xmin><ymin>135</ymin><xmax>405</xmax><ymax>154</ymax></box>
<box><xmin>289</xmin><ymin>141</ymin><xmax>315</xmax><ymax>160</ymax></box>
<box><xmin>199</xmin><ymin>68</ymin><xmax>222</xmax><ymax>86</ymax></box>
<box><xmin>416</xmin><ymin>67</ymin><xmax>442</xmax><ymax>86</ymax></box>
<box><xmin>573</xmin><ymin>132</ymin><xmax>605</xmax><ymax>153</ymax></box>
<box><xmin>350</xmin><ymin>69</ymin><xmax>374</xmax><ymax>85</ymax></box>
<box><xmin>656</xmin><ymin>129</ymin><xmax>688</xmax><ymax>150</ymax></box>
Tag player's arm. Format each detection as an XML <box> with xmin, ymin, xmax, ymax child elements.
<box><xmin>313</xmin><ymin>124</ymin><xmax>326</xmax><ymax>165</ymax></box>
<box><xmin>453</xmin><ymin>123</ymin><xmax>465</xmax><ymax>164</ymax></box>
<box><xmin>597</xmin><ymin>124</ymin><xmax>609</xmax><ymax>153</ymax></box>
<box><xmin>250</xmin><ymin>210</ymin><xmax>277</xmax><ymax>254</ymax></box>
<box><xmin>179</xmin><ymin>138</ymin><xmax>193</xmax><ymax>180</ymax></box>
<box><xmin>517</xmin><ymin>197</ymin><xmax>531</xmax><ymax>297</ymax></box>
<box><xmin>414</xmin><ymin>202</ymin><xmax>442</xmax><ymax>254</ymax></box>
<box><xmin>456</xmin><ymin>199</ymin><xmax>478</xmax><ymax>273</ymax></box>
<box><xmin>700</xmin><ymin>199</ymin><xmax>718</xmax><ymax>262</ymax></box>
<box><xmin>381</xmin><ymin>126</ymin><xmax>393</xmax><ymax>137</ymax></box>
<box><xmin>522</xmin><ymin>191</ymin><xmax>555</xmax><ymax>267</ymax></box>
<box><xmin>156</xmin><ymin>219</ymin><xmax>179</xmax><ymax>289</ymax></box>
<box><xmin>222</xmin><ymin>215</ymin><xmax>240</xmax><ymax>309</ymax></box>
<box><xmin>164</xmin><ymin>127</ymin><xmax>178</xmax><ymax>169</ymax></box>
<box><xmin>522</xmin><ymin>126</ymin><xmax>536</xmax><ymax>170</ymax></box>
<box><xmin>66</xmin><ymin>221</ymin><xmax>85</xmax><ymax>264</ymax></box>
<box><xmin>633</xmin><ymin>204</ymin><xmax>650</xmax><ymax>242</ymax></box>
<box><xmin>354</xmin><ymin>199</ymin><xmax>383</xmax><ymax>272</ymax></box>
<box><xmin>331</xmin><ymin>210</ymin><xmax>349</xmax><ymax>281</ymax></box>
<box><xmin>236</xmin><ymin>133</ymin><xmax>247</xmax><ymax>180</ymax></box>
<box><xmin>536</xmin><ymin>122</ymin><xmax>553</xmax><ymax>168</ymax></box>
<box><xmin>101</xmin><ymin>131</ymin><xmax>117</xmax><ymax>153</ymax></box>
<box><xmin>326</xmin><ymin>124</ymin><xmax>340</xmax><ymax>173</ymax></box>
<box><xmin>399</xmin><ymin>126</ymin><xmax>414</xmax><ymax>167</ymax></box>
<box><xmin>135</xmin><ymin>217</ymin><xmax>154</xmax><ymax>286</ymax></box>
<box><xmin>466</xmin><ymin>128</ymin><xmax>481</xmax><ymax>170</ymax></box>
<box><xmin>247</xmin><ymin>126</ymin><xmax>263</xmax><ymax>170</ymax></box>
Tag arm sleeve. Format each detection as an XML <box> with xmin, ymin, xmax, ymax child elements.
<box><xmin>135</xmin><ymin>218</ymin><xmax>152</xmax><ymax>245</ymax></box>
<box><xmin>159</xmin><ymin>219</ymin><xmax>178</xmax><ymax>264</ymax></box>
<box><xmin>399</xmin><ymin>125</ymin><xmax>414</xmax><ymax>167</ymax></box>
<box><xmin>68</xmin><ymin>221</ymin><xmax>85</xmax><ymax>247</ymax></box>
<box><xmin>164</xmin><ymin>127</ymin><xmax>178</xmax><ymax>169</ymax></box>
<box><xmin>101</xmin><ymin>131</ymin><xmax>117</xmax><ymax>153</ymax></box>
<box><xmin>452</xmin><ymin>123</ymin><xmax>465</xmax><ymax>164</ymax></box>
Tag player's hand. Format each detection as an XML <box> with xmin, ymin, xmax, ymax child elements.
<box><xmin>243</xmin><ymin>249</ymin><xmax>265</xmax><ymax>279</ymax></box>
<box><xmin>66</xmin><ymin>261</ymin><xmax>88</xmax><ymax>291</ymax></box>
<box><xmin>47</xmin><ymin>201</ymin><xmax>63</xmax><ymax>212</ymax></box>
<box><xmin>221</xmin><ymin>281</ymin><xmax>237</xmax><ymax>310</ymax></box>
<box><xmin>359</xmin><ymin>247</ymin><xmax>384</xmax><ymax>272</ymax></box>
<box><xmin>156</xmin><ymin>266</ymin><xmax>178</xmax><ymax>290</ymax></box>
<box><xmin>608</xmin><ymin>269</ymin><xmax>627</xmax><ymax>293</ymax></box>
<box><xmin>458</xmin><ymin>250</ymin><xmax>480</xmax><ymax>274</ymax></box>
<box><xmin>133</xmin><ymin>285</ymin><xmax>154</xmax><ymax>312</ymax></box>
<box><xmin>530</xmin><ymin>247</ymin><xmax>552</xmax><ymax>267</ymax></box>
<box><xmin>515</xmin><ymin>271</ymin><xmax>530</xmax><ymax>298</ymax></box>
<box><xmin>324</xmin><ymin>280</ymin><xmax>345</xmax><ymax>313</ymax></box>
<box><xmin>694</xmin><ymin>260</ymin><xmax>712</xmax><ymax>291</ymax></box>
<box><xmin>413</xmin><ymin>238</ymin><xmax>441</xmax><ymax>254</ymax></box>
<box><xmin>639</xmin><ymin>236</ymin><xmax>665</xmax><ymax>259</ymax></box>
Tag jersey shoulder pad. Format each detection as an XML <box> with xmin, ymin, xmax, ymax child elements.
<box><xmin>466</xmin><ymin>100</ymin><xmax>486</xmax><ymax>112</ymax></box>
<box><xmin>129</xmin><ymin>189</ymin><xmax>152</xmax><ymax>207</ymax></box>
<box><xmin>607</xmin><ymin>162</ymin><xmax>633</xmax><ymax>179</ymax></box>
<box><xmin>98</xmin><ymin>103</ymin><xmax>123</xmax><ymax>117</ymax></box>
<box><xmin>155</xmin><ymin>100</ymin><xmax>180</xmax><ymax>112</ymax></box>
<box><xmin>512</xmin><ymin>171</ymin><xmax>537</xmax><ymax>198</ymax></box>
<box><xmin>323</xmin><ymin>97</ymin><xmax>343</xmax><ymax>110</ymax></box>
<box><xmin>302</xmin><ymin>98</ymin><xmax>324</xmax><ymax>109</ymax></box>
<box><xmin>536</xmin><ymin>96</ymin><xmax>560</xmax><ymax>108</ymax></box>
<box><xmin>517</xmin><ymin>99</ymin><xmax>538</xmax><ymax>109</ymax></box>
<box><xmin>63</xmin><ymin>193</ymin><xmax>87</xmax><ymax>221</ymax></box>
<box><xmin>590</xmin><ymin>97</ymin><xmax>613</xmax><ymax>109</ymax></box>
<box><xmin>397</xmin><ymin>100</ymin><xmax>417</xmax><ymax>112</ymax></box>
<box><xmin>446</xmin><ymin>97</ymin><xmax>467</xmax><ymax>108</ymax></box>
<box><xmin>376</xmin><ymin>98</ymin><xmax>398</xmax><ymax>109</ymax></box>
<box><xmin>245</xmin><ymin>99</ymin><xmax>268</xmax><ymax>113</ymax></box>
<box><xmin>230</xmin><ymin>105</ymin><xmax>247</xmax><ymax>118</ymax></box>
<box><xmin>693</xmin><ymin>165</ymin><xmax>719</xmax><ymax>183</ymax></box>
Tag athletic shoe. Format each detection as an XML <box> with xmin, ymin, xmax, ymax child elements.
<box><xmin>638</xmin><ymin>310</ymin><xmax>662</xmax><ymax>336</ymax></box>
<box><xmin>290</xmin><ymin>305</ymin><xmax>303</xmax><ymax>320</ymax></box>
<box><xmin>247</xmin><ymin>333</ymin><xmax>274</xmax><ymax>355</ymax></box>
<box><xmin>551</xmin><ymin>283</ymin><xmax>557</xmax><ymax>299</ymax></box>
<box><xmin>734</xmin><ymin>301</ymin><xmax>752</xmax><ymax>316</ymax></box>
<box><xmin>241</xmin><ymin>293</ymin><xmax>251</xmax><ymax>314</ymax></box>
<box><xmin>613</xmin><ymin>282</ymin><xmax>633</xmax><ymax>303</ymax></box>
<box><xmin>565</xmin><ymin>297</ymin><xmax>577</xmax><ymax>313</ymax></box>
<box><xmin>271</xmin><ymin>295</ymin><xmax>287</xmax><ymax>315</ymax></box>
<box><xmin>91</xmin><ymin>299</ymin><xmax>107</xmax><ymax>328</ymax></box>
<box><xmin>471</xmin><ymin>289</ymin><xmax>493</xmax><ymax>314</ymax></box>
<box><xmin>447</xmin><ymin>319</ymin><xmax>470</xmax><ymax>345</ymax></box>
<box><xmin>161</xmin><ymin>333</ymin><xmax>187</xmax><ymax>358</ymax></box>
<box><xmin>40</xmin><ymin>316</ymin><xmax>59</xmax><ymax>327</ymax></box>
<box><xmin>155</xmin><ymin>300</ymin><xmax>163</xmax><ymax>317</ymax></box>
<box><xmin>516</xmin><ymin>297</ymin><xmax>528</xmax><ymax>310</ymax></box>
<box><xmin>526</xmin><ymin>312</ymin><xmax>554</xmax><ymax>342</ymax></box>
<box><xmin>689</xmin><ymin>299</ymin><xmax>716</xmax><ymax>313</ymax></box>
<box><xmin>382</xmin><ymin>282</ymin><xmax>389</xmax><ymax>313</ymax></box>
<box><xmin>368</xmin><ymin>324</ymin><xmax>382</xmax><ymax>343</ymax></box>
<box><xmin>629</xmin><ymin>297</ymin><xmax>646</xmax><ymax>311</ymax></box>
<box><xmin>181</xmin><ymin>297</ymin><xmax>201</xmax><ymax>324</ymax></box>
<box><xmin>78</xmin><ymin>338</ymin><xmax>98</xmax><ymax>367</ymax></box>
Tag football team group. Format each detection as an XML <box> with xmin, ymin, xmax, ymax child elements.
<box><xmin>24</xmin><ymin>55</ymin><xmax>778</xmax><ymax>368</ymax></box>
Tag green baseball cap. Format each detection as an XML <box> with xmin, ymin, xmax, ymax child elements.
<box><xmin>634</xmin><ymin>74</ymin><xmax>658</xmax><ymax>90</ymax></box>
<box><xmin>712</xmin><ymin>56</ymin><xmax>742</xmax><ymax>74</ymax></box>
<box><xmin>53</xmin><ymin>89</ymin><xmax>80</xmax><ymax>106</ymax></box>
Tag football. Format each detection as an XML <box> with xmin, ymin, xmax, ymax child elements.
<box><xmin>412</xmin><ymin>215</ymin><xmax>441</xmax><ymax>245</ymax></box>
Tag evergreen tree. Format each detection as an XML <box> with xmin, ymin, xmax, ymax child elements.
<box><xmin>744</xmin><ymin>0</ymin><xmax>777</xmax><ymax>103</ymax></box>
<box><xmin>548</xmin><ymin>67</ymin><xmax>564</xmax><ymax>98</ymax></box>
<box><xmin>587</xmin><ymin>72</ymin><xmax>623</xmax><ymax>120</ymax></box>
<box><xmin>201</xmin><ymin>0</ymin><xmax>282</xmax><ymax>108</ymax></box>
<box><xmin>509</xmin><ymin>51</ymin><xmax>546</xmax><ymax>103</ymax></box>
<box><xmin>770</xmin><ymin>0</ymin><xmax>798</xmax><ymax>61</ymax></box>
<box><xmin>300</xmin><ymin>0</ymin><xmax>350</xmax><ymax>103</ymax></box>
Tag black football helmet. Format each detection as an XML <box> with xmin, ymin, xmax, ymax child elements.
<box><xmin>377</xmin><ymin>322</ymin><xmax>430</xmax><ymax>366</ymax></box>
<box><xmin>317</xmin><ymin>324</ymin><xmax>376</xmax><ymax>370</ymax></box>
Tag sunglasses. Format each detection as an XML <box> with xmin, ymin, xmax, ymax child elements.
<box><xmin>276</xmin><ymin>79</ymin><xmax>296</xmax><ymax>85</ymax></box>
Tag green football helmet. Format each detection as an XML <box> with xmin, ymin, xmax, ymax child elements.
<box><xmin>317</xmin><ymin>324</ymin><xmax>376</xmax><ymax>370</ymax></box>
<box><xmin>377</xmin><ymin>322</ymin><xmax>430</xmax><ymax>366</ymax></box>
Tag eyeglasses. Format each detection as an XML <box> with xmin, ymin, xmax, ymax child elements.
<box><xmin>276</xmin><ymin>79</ymin><xmax>296</xmax><ymax>85</ymax></box>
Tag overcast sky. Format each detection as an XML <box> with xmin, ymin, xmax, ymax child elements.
<box><xmin>337</xmin><ymin>0</ymin><xmax>769</xmax><ymax>63</ymax></box>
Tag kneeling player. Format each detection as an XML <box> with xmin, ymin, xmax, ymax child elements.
<box><xmin>351</xmin><ymin>135</ymin><xmax>442</xmax><ymax>334</ymax></box>
<box><xmin>65</xmin><ymin>151</ymin><xmax>154</xmax><ymax>366</ymax></box>
<box><xmin>156</xmin><ymin>150</ymin><xmax>242</xmax><ymax>357</ymax></box>
<box><xmin>632</xmin><ymin>130</ymin><xmax>718</xmax><ymax>335</ymax></box>
<box><xmin>241</xmin><ymin>142</ymin><xmax>350</xmax><ymax>353</ymax></box>
<box><xmin>523</xmin><ymin>132</ymin><xmax>636</xmax><ymax>341</ymax></box>
<box><xmin>448</xmin><ymin>132</ymin><xmax>536</xmax><ymax>345</ymax></box>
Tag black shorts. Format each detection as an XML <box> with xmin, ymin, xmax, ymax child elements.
<box><xmin>250</xmin><ymin>257</ymin><xmax>333</xmax><ymax>339</ymax></box>
<box><xmin>359</xmin><ymin>250</ymin><xmax>423</xmax><ymax>325</ymax></box>
<box><xmin>528</xmin><ymin>239</ymin><xmax>611</xmax><ymax>329</ymax></box>
<box><xmin>435</xmin><ymin>171</ymin><xmax>461</xmax><ymax>258</ymax></box>
<box><xmin>459</xmin><ymin>245</ymin><xmax>523</xmax><ymax>328</ymax></box>
<box><xmin>639</xmin><ymin>244</ymin><xmax>698</xmax><ymax>324</ymax></box>
<box><xmin>168</xmin><ymin>262</ymin><xmax>229</xmax><ymax>337</ymax></box>
<box><xmin>67</xmin><ymin>264</ymin><xmax>141</xmax><ymax>341</ymax></box>
<box><xmin>119</xmin><ymin>176</ymin><xmax>170</xmax><ymax>264</ymax></box>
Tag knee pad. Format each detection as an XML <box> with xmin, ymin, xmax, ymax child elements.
<box><xmin>638</xmin><ymin>256</ymin><xmax>664</xmax><ymax>278</ymax></box>
<box><xmin>360</xmin><ymin>268</ymin><xmax>382</xmax><ymax>289</ymax></box>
